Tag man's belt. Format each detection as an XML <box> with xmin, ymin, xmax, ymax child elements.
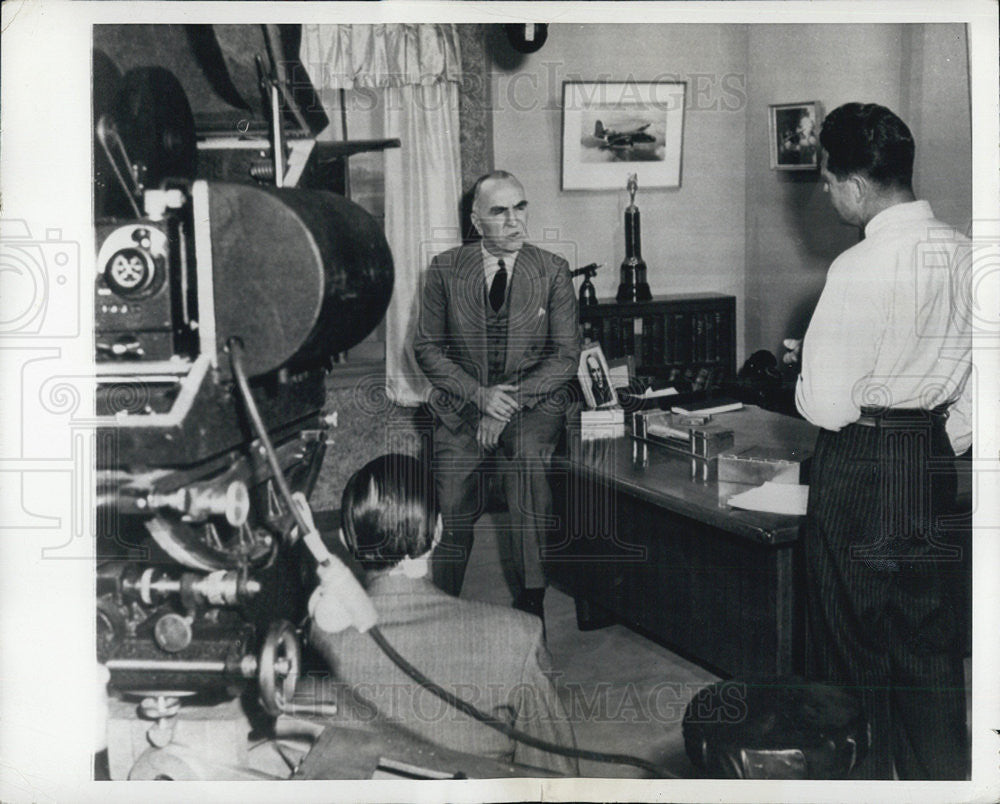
<box><xmin>854</xmin><ymin>404</ymin><xmax>950</xmax><ymax>428</ymax></box>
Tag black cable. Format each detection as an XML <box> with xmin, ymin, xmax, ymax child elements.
<box><xmin>369</xmin><ymin>625</ymin><xmax>674</xmax><ymax>778</ymax></box>
<box><xmin>228</xmin><ymin>341</ymin><xmax>673</xmax><ymax>778</ymax></box>
<box><xmin>228</xmin><ymin>339</ymin><xmax>315</xmax><ymax>541</ymax></box>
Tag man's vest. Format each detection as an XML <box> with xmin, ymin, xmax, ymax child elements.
<box><xmin>485</xmin><ymin>289</ymin><xmax>509</xmax><ymax>386</ymax></box>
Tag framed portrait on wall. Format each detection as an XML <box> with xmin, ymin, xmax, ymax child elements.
<box><xmin>578</xmin><ymin>343</ymin><xmax>619</xmax><ymax>409</ymax></box>
<box><xmin>769</xmin><ymin>101</ymin><xmax>822</xmax><ymax>170</ymax></box>
<box><xmin>561</xmin><ymin>81</ymin><xmax>686</xmax><ymax>190</ymax></box>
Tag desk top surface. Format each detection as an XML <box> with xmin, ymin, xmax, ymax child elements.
<box><xmin>564</xmin><ymin>406</ymin><xmax>819</xmax><ymax>545</ymax></box>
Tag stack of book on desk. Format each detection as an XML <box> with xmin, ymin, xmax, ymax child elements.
<box><xmin>579</xmin><ymin>407</ymin><xmax>625</xmax><ymax>440</ymax></box>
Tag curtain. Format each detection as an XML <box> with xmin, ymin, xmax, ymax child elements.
<box><xmin>302</xmin><ymin>25</ymin><xmax>463</xmax><ymax>407</ymax></box>
<box><xmin>382</xmin><ymin>82</ymin><xmax>462</xmax><ymax>405</ymax></box>
<box><xmin>302</xmin><ymin>24</ymin><xmax>461</xmax><ymax>89</ymax></box>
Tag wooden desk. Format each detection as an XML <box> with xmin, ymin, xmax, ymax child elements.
<box><xmin>546</xmin><ymin>406</ymin><xmax>818</xmax><ymax>678</ymax></box>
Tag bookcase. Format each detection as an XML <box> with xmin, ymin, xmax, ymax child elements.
<box><xmin>580</xmin><ymin>293</ymin><xmax>736</xmax><ymax>388</ymax></box>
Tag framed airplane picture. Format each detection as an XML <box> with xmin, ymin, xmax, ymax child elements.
<box><xmin>561</xmin><ymin>81</ymin><xmax>686</xmax><ymax>190</ymax></box>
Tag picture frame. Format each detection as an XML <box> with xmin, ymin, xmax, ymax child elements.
<box><xmin>561</xmin><ymin>81</ymin><xmax>686</xmax><ymax>190</ymax></box>
<box><xmin>578</xmin><ymin>343</ymin><xmax>619</xmax><ymax>409</ymax></box>
<box><xmin>769</xmin><ymin>101</ymin><xmax>822</xmax><ymax>171</ymax></box>
<box><xmin>606</xmin><ymin>355</ymin><xmax>633</xmax><ymax>390</ymax></box>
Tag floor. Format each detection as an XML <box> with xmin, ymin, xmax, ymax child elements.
<box><xmin>245</xmin><ymin>508</ymin><xmax>971</xmax><ymax>781</ymax></box>
<box><xmin>460</xmin><ymin>513</ymin><xmax>717</xmax><ymax>778</ymax></box>
<box><xmin>460</xmin><ymin>514</ymin><xmax>974</xmax><ymax>781</ymax></box>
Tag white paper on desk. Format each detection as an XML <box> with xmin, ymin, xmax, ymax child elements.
<box><xmin>728</xmin><ymin>481</ymin><xmax>810</xmax><ymax>515</ymax></box>
<box><xmin>641</xmin><ymin>386</ymin><xmax>679</xmax><ymax>399</ymax></box>
<box><xmin>608</xmin><ymin>362</ymin><xmax>632</xmax><ymax>389</ymax></box>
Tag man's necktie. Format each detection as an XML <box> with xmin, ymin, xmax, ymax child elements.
<box><xmin>489</xmin><ymin>259</ymin><xmax>507</xmax><ymax>312</ymax></box>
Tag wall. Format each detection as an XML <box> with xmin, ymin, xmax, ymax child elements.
<box><xmin>490</xmin><ymin>24</ymin><xmax>749</xmax><ymax>358</ymax></box>
<box><xmin>490</xmin><ymin>23</ymin><xmax>972</xmax><ymax>366</ymax></box>
<box><xmin>315</xmin><ymin>23</ymin><xmax>973</xmax><ymax>509</ymax></box>
<box><xmin>744</xmin><ymin>23</ymin><xmax>972</xmax><ymax>357</ymax></box>
<box><xmin>900</xmin><ymin>24</ymin><xmax>972</xmax><ymax>234</ymax></box>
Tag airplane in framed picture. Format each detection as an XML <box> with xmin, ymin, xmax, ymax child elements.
<box><xmin>593</xmin><ymin>119</ymin><xmax>656</xmax><ymax>150</ymax></box>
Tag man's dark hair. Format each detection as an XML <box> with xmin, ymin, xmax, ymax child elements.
<box><xmin>341</xmin><ymin>453</ymin><xmax>438</xmax><ymax>571</ymax></box>
<box><xmin>819</xmin><ymin>103</ymin><xmax>915</xmax><ymax>189</ymax></box>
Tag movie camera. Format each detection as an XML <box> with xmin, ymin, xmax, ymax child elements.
<box><xmin>93</xmin><ymin>26</ymin><xmax>393</xmax><ymax>778</ymax></box>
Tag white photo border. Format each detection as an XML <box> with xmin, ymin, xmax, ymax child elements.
<box><xmin>561</xmin><ymin>80</ymin><xmax>686</xmax><ymax>190</ymax></box>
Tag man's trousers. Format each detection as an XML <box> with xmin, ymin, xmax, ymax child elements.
<box><xmin>804</xmin><ymin>409</ymin><xmax>969</xmax><ymax>779</ymax></box>
<box><xmin>430</xmin><ymin>405</ymin><xmax>564</xmax><ymax>597</ymax></box>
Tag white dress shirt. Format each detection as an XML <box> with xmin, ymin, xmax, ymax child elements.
<box><xmin>795</xmin><ymin>200</ymin><xmax>972</xmax><ymax>454</ymax></box>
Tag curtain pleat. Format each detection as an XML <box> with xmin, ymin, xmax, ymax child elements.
<box><xmin>383</xmin><ymin>82</ymin><xmax>462</xmax><ymax>406</ymax></box>
<box><xmin>301</xmin><ymin>24</ymin><xmax>461</xmax><ymax>89</ymax></box>
<box><xmin>301</xmin><ymin>25</ymin><xmax>463</xmax><ymax>407</ymax></box>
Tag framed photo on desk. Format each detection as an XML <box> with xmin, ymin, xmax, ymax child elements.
<box><xmin>579</xmin><ymin>344</ymin><xmax>619</xmax><ymax>409</ymax></box>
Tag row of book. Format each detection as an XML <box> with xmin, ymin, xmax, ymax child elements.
<box><xmin>583</xmin><ymin>310</ymin><xmax>731</xmax><ymax>368</ymax></box>
<box><xmin>645</xmin><ymin>309</ymin><xmax>728</xmax><ymax>367</ymax></box>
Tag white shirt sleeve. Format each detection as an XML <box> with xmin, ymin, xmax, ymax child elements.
<box><xmin>945</xmin><ymin>367</ymin><xmax>973</xmax><ymax>455</ymax></box>
<box><xmin>795</xmin><ymin>255</ymin><xmax>884</xmax><ymax>431</ymax></box>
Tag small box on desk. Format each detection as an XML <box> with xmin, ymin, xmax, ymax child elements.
<box><xmin>638</xmin><ymin>410</ymin><xmax>736</xmax><ymax>482</ymax></box>
<box><xmin>579</xmin><ymin>407</ymin><xmax>625</xmax><ymax>440</ymax></box>
<box><xmin>717</xmin><ymin>445</ymin><xmax>811</xmax><ymax>485</ymax></box>
<box><xmin>689</xmin><ymin>427</ymin><xmax>736</xmax><ymax>483</ymax></box>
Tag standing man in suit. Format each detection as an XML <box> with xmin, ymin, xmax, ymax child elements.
<box><xmin>310</xmin><ymin>454</ymin><xmax>579</xmax><ymax>775</ymax></box>
<box><xmin>795</xmin><ymin>103</ymin><xmax>972</xmax><ymax>779</ymax></box>
<box><xmin>414</xmin><ymin>171</ymin><xmax>580</xmax><ymax>618</ymax></box>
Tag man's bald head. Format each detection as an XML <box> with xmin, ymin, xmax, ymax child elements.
<box><xmin>469</xmin><ymin>170</ymin><xmax>529</xmax><ymax>255</ymax></box>
<box><xmin>471</xmin><ymin>170</ymin><xmax>523</xmax><ymax>214</ymax></box>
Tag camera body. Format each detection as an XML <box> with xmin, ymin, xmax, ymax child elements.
<box><xmin>95</xmin><ymin>179</ymin><xmax>393</xmax><ymax>763</ymax></box>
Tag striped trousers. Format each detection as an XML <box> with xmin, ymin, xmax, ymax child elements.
<box><xmin>804</xmin><ymin>409</ymin><xmax>969</xmax><ymax>779</ymax></box>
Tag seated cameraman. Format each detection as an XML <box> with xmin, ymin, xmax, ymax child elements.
<box><xmin>310</xmin><ymin>453</ymin><xmax>578</xmax><ymax>775</ymax></box>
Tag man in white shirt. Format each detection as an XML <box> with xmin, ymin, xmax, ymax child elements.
<box><xmin>796</xmin><ymin>103</ymin><xmax>971</xmax><ymax>779</ymax></box>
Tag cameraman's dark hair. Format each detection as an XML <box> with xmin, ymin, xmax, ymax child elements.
<box><xmin>340</xmin><ymin>454</ymin><xmax>438</xmax><ymax>572</ymax></box>
<box><xmin>819</xmin><ymin>103</ymin><xmax>914</xmax><ymax>190</ymax></box>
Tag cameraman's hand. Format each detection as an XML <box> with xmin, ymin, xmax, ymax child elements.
<box><xmin>477</xmin><ymin>415</ymin><xmax>507</xmax><ymax>450</ymax></box>
<box><xmin>476</xmin><ymin>383</ymin><xmax>519</xmax><ymax>421</ymax></box>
